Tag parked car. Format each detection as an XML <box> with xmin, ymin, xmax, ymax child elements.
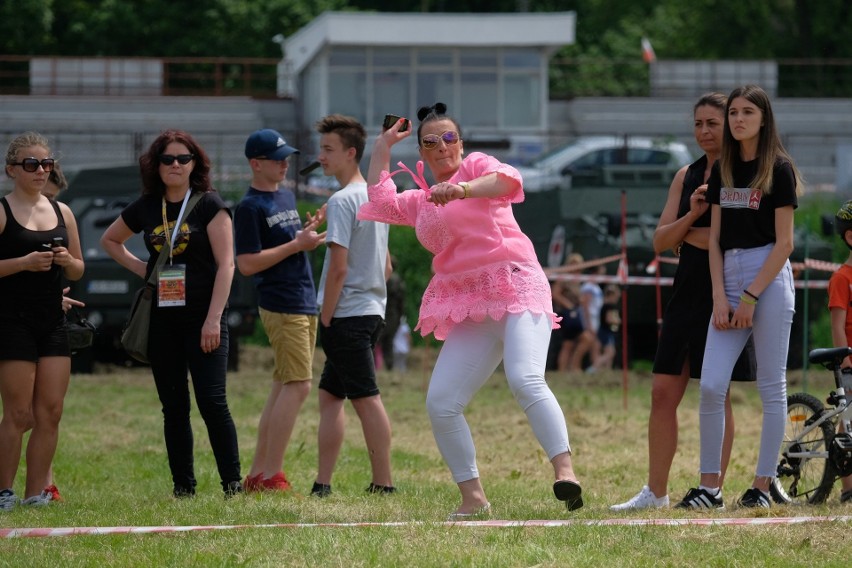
<box><xmin>516</xmin><ymin>135</ymin><xmax>693</xmax><ymax>192</ymax></box>
<box><xmin>60</xmin><ymin>165</ymin><xmax>258</xmax><ymax>373</ymax></box>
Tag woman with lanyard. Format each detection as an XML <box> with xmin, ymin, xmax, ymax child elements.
<box><xmin>101</xmin><ymin>130</ymin><xmax>242</xmax><ymax>498</ymax></box>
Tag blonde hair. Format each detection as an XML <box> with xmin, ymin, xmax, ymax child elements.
<box><xmin>5</xmin><ymin>132</ymin><xmax>50</xmax><ymax>178</ymax></box>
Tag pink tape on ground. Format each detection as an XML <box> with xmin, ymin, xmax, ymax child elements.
<box><xmin>3</xmin><ymin>516</ymin><xmax>852</xmax><ymax>538</ymax></box>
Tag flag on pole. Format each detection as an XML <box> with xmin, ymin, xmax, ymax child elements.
<box><xmin>641</xmin><ymin>37</ymin><xmax>656</xmax><ymax>63</ymax></box>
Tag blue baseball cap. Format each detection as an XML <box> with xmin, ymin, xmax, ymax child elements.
<box><xmin>244</xmin><ymin>129</ymin><xmax>300</xmax><ymax>160</ymax></box>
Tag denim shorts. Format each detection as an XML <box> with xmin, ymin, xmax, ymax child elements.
<box><xmin>319</xmin><ymin>315</ymin><xmax>385</xmax><ymax>399</ymax></box>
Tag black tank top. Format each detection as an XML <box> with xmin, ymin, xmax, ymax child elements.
<box><xmin>677</xmin><ymin>155</ymin><xmax>712</xmax><ymax>228</ymax></box>
<box><xmin>0</xmin><ymin>196</ymin><xmax>67</xmax><ymax>308</ymax></box>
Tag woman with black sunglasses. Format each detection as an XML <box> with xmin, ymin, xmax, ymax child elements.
<box><xmin>361</xmin><ymin>103</ymin><xmax>582</xmax><ymax>518</ymax></box>
<box><xmin>101</xmin><ymin>130</ymin><xmax>242</xmax><ymax>498</ymax></box>
<box><xmin>0</xmin><ymin>132</ymin><xmax>84</xmax><ymax>510</ymax></box>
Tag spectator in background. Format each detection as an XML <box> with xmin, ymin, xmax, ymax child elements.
<box><xmin>571</xmin><ymin>265</ymin><xmax>604</xmax><ymax>372</ymax></box>
<box><xmin>587</xmin><ymin>284</ymin><xmax>621</xmax><ymax>373</ymax></box>
<box><xmin>234</xmin><ymin>129</ymin><xmax>325</xmax><ymax>493</ymax></box>
<box><xmin>378</xmin><ymin>257</ymin><xmax>406</xmax><ymax>371</ymax></box>
<box><xmin>392</xmin><ymin>315</ymin><xmax>412</xmax><ymax>374</ymax></box>
<box><xmin>41</xmin><ymin>162</ymin><xmax>68</xmax><ymax>200</ymax></box>
<box><xmin>550</xmin><ymin>253</ymin><xmax>585</xmax><ymax>372</ymax></box>
<box><xmin>40</xmin><ymin>159</ymin><xmax>76</xmax><ymax>502</ymax></box>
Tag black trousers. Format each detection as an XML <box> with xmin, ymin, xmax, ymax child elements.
<box><xmin>148</xmin><ymin>308</ymin><xmax>241</xmax><ymax>492</ymax></box>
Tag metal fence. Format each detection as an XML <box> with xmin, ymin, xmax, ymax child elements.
<box><xmin>3</xmin><ymin>55</ymin><xmax>852</xmax><ymax>99</ymax></box>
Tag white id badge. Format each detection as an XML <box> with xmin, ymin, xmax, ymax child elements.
<box><xmin>157</xmin><ymin>265</ymin><xmax>187</xmax><ymax>307</ymax></box>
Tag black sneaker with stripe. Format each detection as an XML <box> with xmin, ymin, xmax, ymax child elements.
<box><xmin>737</xmin><ymin>487</ymin><xmax>771</xmax><ymax>508</ymax></box>
<box><xmin>674</xmin><ymin>487</ymin><xmax>724</xmax><ymax>510</ymax></box>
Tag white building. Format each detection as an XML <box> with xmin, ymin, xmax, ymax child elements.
<box><xmin>281</xmin><ymin>10</ymin><xmax>576</xmax><ymax>164</ymax></box>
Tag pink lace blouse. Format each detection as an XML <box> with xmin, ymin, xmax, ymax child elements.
<box><xmin>358</xmin><ymin>152</ymin><xmax>558</xmax><ymax>340</ymax></box>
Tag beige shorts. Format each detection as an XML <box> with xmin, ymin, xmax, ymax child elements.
<box><xmin>259</xmin><ymin>308</ymin><xmax>317</xmax><ymax>383</ymax></box>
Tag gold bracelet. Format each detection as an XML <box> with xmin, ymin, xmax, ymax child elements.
<box><xmin>459</xmin><ymin>181</ymin><xmax>471</xmax><ymax>199</ymax></box>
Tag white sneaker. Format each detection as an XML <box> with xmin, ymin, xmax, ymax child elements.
<box><xmin>610</xmin><ymin>485</ymin><xmax>669</xmax><ymax>511</ymax></box>
<box><xmin>0</xmin><ymin>488</ymin><xmax>18</xmax><ymax>511</ymax></box>
<box><xmin>21</xmin><ymin>490</ymin><xmax>51</xmax><ymax>507</ymax></box>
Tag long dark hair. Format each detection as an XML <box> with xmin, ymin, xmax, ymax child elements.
<box><xmin>719</xmin><ymin>85</ymin><xmax>803</xmax><ymax>195</ymax></box>
<box><xmin>416</xmin><ymin>102</ymin><xmax>463</xmax><ymax>144</ymax></box>
<box><xmin>139</xmin><ymin>129</ymin><xmax>212</xmax><ymax>196</ymax></box>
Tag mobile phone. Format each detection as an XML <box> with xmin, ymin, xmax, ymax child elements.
<box><xmin>383</xmin><ymin>114</ymin><xmax>409</xmax><ymax>132</ymax></box>
<box><xmin>52</xmin><ymin>236</ymin><xmax>65</xmax><ymax>248</ymax></box>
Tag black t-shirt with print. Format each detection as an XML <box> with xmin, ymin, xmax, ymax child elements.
<box><xmin>121</xmin><ymin>190</ymin><xmax>231</xmax><ymax>314</ymax></box>
<box><xmin>706</xmin><ymin>156</ymin><xmax>797</xmax><ymax>251</ymax></box>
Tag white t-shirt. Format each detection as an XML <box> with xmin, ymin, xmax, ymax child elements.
<box><xmin>317</xmin><ymin>182</ymin><xmax>389</xmax><ymax>318</ymax></box>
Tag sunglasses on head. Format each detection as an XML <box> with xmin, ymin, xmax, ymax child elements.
<box><xmin>11</xmin><ymin>158</ymin><xmax>55</xmax><ymax>173</ymax></box>
<box><xmin>420</xmin><ymin>131</ymin><xmax>460</xmax><ymax>150</ymax></box>
<box><xmin>158</xmin><ymin>154</ymin><xmax>194</xmax><ymax>166</ymax></box>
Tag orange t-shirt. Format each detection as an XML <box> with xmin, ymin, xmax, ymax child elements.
<box><xmin>828</xmin><ymin>263</ymin><xmax>852</xmax><ymax>347</ymax></box>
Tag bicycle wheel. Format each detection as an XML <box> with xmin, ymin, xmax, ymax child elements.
<box><xmin>776</xmin><ymin>392</ymin><xmax>836</xmax><ymax>504</ymax></box>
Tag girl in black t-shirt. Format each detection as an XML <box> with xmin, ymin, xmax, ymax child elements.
<box><xmin>676</xmin><ymin>85</ymin><xmax>802</xmax><ymax>510</ymax></box>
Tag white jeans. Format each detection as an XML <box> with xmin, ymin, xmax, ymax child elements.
<box><xmin>699</xmin><ymin>244</ymin><xmax>795</xmax><ymax>479</ymax></box>
<box><xmin>426</xmin><ymin>311</ymin><xmax>571</xmax><ymax>483</ymax></box>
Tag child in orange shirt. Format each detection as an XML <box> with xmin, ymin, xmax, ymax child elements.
<box><xmin>828</xmin><ymin>200</ymin><xmax>852</xmax><ymax>503</ymax></box>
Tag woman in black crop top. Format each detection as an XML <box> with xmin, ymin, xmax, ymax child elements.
<box><xmin>676</xmin><ymin>85</ymin><xmax>801</xmax><ymax>510</ymax></box>
<box><xmin>0</xmin><ymin>132</ymin><xmax>84</xmax><ymax>510</ymax></box>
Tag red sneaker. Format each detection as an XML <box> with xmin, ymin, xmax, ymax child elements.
<box><xmin>243</xmin><ymin>473</ymin><xmax>263</xmax><ymax>493</ymax></box>
<box><xmin>260</xmin><ymin>471</ymin><xmax>291</xmax><ymax>492</ymax></box>
<box><xmin>44</xmin><ymin>484</ymin><xmax>62</xmax><ymax>502</ymax></box>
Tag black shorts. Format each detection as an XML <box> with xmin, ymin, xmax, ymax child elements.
<box><xmin>559</xmin><ymin>309</ymin><xmax>584</xmax><ymax>341</ymax></box>
<box><xmin>652</xmin><ymin>243</ymin><xmax>755</xmax><ymax>381</ymax></box>
<box><xmin>319</xmin><ymin>315</ymin><xmax>384</xmax><ymax>399</ymax></box>
<box><xmin>0</xmin><ymin>310</ymin><xmax>70</xmax><ymax>362</ymax></box>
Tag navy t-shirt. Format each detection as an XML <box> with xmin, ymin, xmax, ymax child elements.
<box><xmin>121</xmin><ymin>190</ymin><xmax>230</xmax><ymax>315</ymax></box>
<box><xmin>233</xmin><ymin>187</ymin><xmax>317</xmax><ymax>315</ymax></box>
<box><xmin>706</xmin><ymin>156</ymin><xmax>798</xmax><ymax>251</ymax></box>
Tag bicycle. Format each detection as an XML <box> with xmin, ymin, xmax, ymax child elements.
<box><xmin>774</xmin><ymin>346</ymin><xmax>852</xmax><ymax>504</ymax></box>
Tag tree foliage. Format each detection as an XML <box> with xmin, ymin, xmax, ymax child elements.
<box><xmin>2</xmin><ymin>0</ymin><xmax>849</xmax><ymax>61</ymax></box>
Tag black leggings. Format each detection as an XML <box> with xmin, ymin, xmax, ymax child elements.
<box><xmin>148</xmin><ymin>309</ymin><xmax>241</xmax><ymax>492</ymax></box>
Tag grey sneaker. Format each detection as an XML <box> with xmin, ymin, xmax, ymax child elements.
<box><xmin>0</xmin><ymin>488</ymin><xmax>18</xmax><ymax>511</ymax></box>
<box><xmin>674</xmin><ymin>487</ymin><xmax>725</xmax><ymax>510</ymax></box>
<box><xmin>610</xmin><ymin>485</ymin><xmax>669</xmax><ymax>511</ymax></box>
<box><xmin>21</xmin><ymin>491</ymin><xmax>51</xmax><ymax>507</ymax></box>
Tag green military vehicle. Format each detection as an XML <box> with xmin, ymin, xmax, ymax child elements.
<box><xmin>60</xmin><ymin>165</ymin><xmax>258</xmax><ymax>373</ymax></box>
<box><xmin>513</xmin><ymin>136</ymin><xmax>830</xmax><ymax>367</ymax></box>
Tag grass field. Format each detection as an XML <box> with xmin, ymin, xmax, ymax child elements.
<box><xmin>1</xmin><ymin>346</ymin><xmax>851</xmax><ymax>567</ymax></box>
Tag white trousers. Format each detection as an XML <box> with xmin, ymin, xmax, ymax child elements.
<box><xmin>426</xmin><ymin>312</ymin><xmax>571</xmax><ymax>483</ymax></box>
<box><xmin>699</xmin><ymin>244</ymin><xmax>795</xmax><ymax>479</ymax></box>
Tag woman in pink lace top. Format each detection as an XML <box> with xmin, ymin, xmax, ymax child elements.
<box><xmin>360</xmin><ymin>103</ymin><xmax>583</xmax><ymax>518</ymax></box>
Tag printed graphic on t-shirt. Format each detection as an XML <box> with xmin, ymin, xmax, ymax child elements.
<box><xmin>150</xmin><ymin>220</ymin><xmax>190</xmax><ymax>255</ymax></box>
<box><xmin>265</xmin><ymin>209</ymin><xmax>300</xmax><ymax>229</ymax></box>
<box><xmin>720</xmin><ymin>187</ymin><xmax>762</xmax><ymax>210</ymax></box>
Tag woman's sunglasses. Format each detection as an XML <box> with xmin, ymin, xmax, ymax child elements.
<box><xmin>10</xmin><ymin>158</ymin><xmax>55</xmax><ymax>173</ymax></box>
<box><xmin>158</xmin><ymin>154</ymin><xmax>194</xmax><ymax>166</ymax></box>
<box><xmin>420</xmin><ymin>131</ymin><xmax>460</xmax><ymax>150</ymax></box>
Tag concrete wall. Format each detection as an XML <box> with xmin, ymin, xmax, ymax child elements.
<box><xmin>2</xmin><ymin>94</ymin><xmax>850</xmax><ymax>194</ymax></box>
